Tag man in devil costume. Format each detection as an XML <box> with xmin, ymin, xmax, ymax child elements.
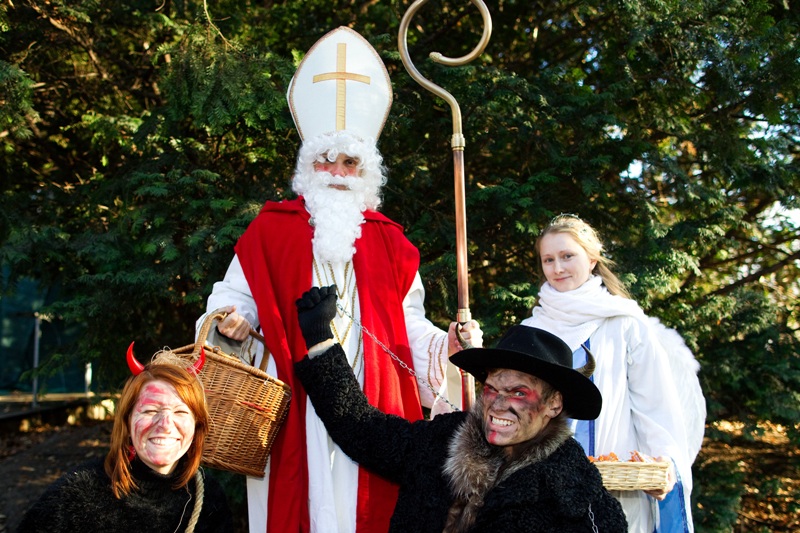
<box><xmin>292</xmin><ymin>285</ymin><xmax>627</xmax><ymax>532</ymax></box>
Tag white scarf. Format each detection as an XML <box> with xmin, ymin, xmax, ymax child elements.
<box><xmin>523</xmin><ymin>276</ymin><xmax>645</xmax><ymax>351</ymax></box>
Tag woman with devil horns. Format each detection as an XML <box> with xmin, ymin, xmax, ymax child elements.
<box><xmin>18</xmin><ymin>345</ymin><xmax>234</xmax><ymax>533</ymax></box>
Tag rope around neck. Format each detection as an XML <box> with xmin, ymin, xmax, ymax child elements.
<box><xmin>185</xmin><ymin>469</ymin><xmax>205</xmax><ymax>533</ymax></box>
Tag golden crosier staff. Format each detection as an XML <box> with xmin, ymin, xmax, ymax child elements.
<box><xmin>398</xmin><ymin>0</ymin><xmax>492</xmax><ymax>410</ymax></box>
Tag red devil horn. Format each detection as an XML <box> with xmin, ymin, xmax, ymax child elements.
<box><xmin>189</xmin><ymin>347</ymin><xmax>206</xmax><ymax>375</ymax></box>
<box><xmin>127</xmin><ymin>342</ymin><xmax>146</xmax><ymax>376</ymax></box>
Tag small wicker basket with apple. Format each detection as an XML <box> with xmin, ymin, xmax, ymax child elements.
<box><xmin>589</xmin><ymin>451</ymin><xmax>670</xmax><ymax>492</ymax></box>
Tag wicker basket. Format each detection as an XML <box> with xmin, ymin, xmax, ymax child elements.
<box><xmin>174</xmin><ymin>312</ymin><xmax>291</xmax><ymax>478</ymax></box>
<box><xmin>594</xmin><ymin>461</ymin><xmax>670</xmax><ymax>491</ymax></box>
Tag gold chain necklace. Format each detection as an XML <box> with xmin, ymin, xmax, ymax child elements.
<box><xmin>350</xmin><ymin>334</ymin><xmax>363</xmax><ymax>375</ymax></box>
<box><xmin>312</xmin><ymin>258</ymin><xmax>361</xmax><ymax>370</ymax></box>
<box><xmin>312</xmin><ymin>259</ymin><xmax>354</xmax><ymax>311</ymax></box>
<box><xmin>328</xmin><ymin>262</ymin><xmax>350</xmax><ymax>299</ymax></box>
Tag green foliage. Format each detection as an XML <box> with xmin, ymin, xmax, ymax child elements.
<box><xmin>0</xmin><ymin>61</ymin><xmax>37</xmax><ymax>141</ymax></box>
<box><xmin>693</xmin><ymin>458</ymin><xmax>746</xmax><ymax>530</ymax></box>
<box><xmin>2</xmin><ymin>0</ymin><xmax>799</xmax><ymax>527</ymax></box>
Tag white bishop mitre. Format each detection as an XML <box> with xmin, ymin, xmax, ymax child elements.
<box><xmin>287</xmin><ymin>27</ymin><xmax>393</xmax><ymax>141</ymax></box>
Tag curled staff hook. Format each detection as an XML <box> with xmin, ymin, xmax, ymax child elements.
<box><xmin>398</xmin><ymin>0</ymin><xmax>492</xmax><ymax>323</ymax></box>
<box><xmin>398</xmin><ymin>0</ymin><xmax>492</xmax><ymax>410</ymax></box>
<box><xmin>398</xmin><ymin>0</ymin><xmax>492</xmax><ymax>151</ymax></box>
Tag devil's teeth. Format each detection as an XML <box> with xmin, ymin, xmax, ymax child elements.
<box><xmin>491</xmin><ymin>416</ymin><xmax>512</xmax><ymax>426</ymax></box>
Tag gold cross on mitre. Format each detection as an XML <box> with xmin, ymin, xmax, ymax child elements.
<box><xmin>287</xmin><ymin>27</ymin><xmax>393</xmax><ymax>141</ymax></box>
<box><xmin>312</xmin><ymin>43</ymin><xmax>371</xmax><ymax>131</ymax></box>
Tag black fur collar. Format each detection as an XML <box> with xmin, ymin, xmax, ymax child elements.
<box><xmin>441</xmin><ymin>396</ymin><xmax>572</xmax><ymax>532</ymax></box>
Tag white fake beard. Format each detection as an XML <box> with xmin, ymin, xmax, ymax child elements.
<box><xmin>302</xmin><ymin>171</ymin><xmax>374</xmax><ymax>264</ymax></box>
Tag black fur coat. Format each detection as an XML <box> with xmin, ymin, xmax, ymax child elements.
<box><xmin>17</xmin><ymin>457</ymin><xmax>234</xmax><ymax>533</ymax></box>
<box><xmin>295</xmin><ymin>344</ymin><xmax>627</xmax><ymax>533</ymax></box>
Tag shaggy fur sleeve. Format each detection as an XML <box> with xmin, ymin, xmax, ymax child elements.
<box><xmin>295</xmin><ymin>344</ymin><xmax>424</xmax><ymax>482</ymax></box>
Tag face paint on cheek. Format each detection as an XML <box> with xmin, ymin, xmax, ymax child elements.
<box><xmin>518</xmin><ymin>388</ymin><xmax>540</xmax><ymax>403</ymax></box>
<box><xmin>503</xmin><ymin>396</ymin><xmax>543</xmax><ymax>441</ymax></box>
<box><xmin>499</xmin><ymin>389</ymin><xmax>541</xmax><ymax>415</ymax></box>
<box><xmin>483</xmin><ymin>420</ymin><xmax>502</xmax><ymax>444</ymax></box>
<box><xmin>133</xmin><ymin>417</ymin><xmax>156</xmax><ymax>435</ymax></box>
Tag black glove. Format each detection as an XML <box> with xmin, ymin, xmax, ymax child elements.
<box><xmin>296</xmin><ymin>285</ymin><xmax>338</xmax><ymax>349</ymax></box>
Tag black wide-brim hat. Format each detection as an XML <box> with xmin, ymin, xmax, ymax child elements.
<box><xmin>450</xmin><ymin>325</ymin><xmax>602</xmax><ymax>420</ymax></box>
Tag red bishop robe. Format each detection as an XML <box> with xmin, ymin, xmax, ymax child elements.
<box><xmin>235</xmin><ymin>197</ymin><xmax>424</xmax><ymax>533</ymax></box>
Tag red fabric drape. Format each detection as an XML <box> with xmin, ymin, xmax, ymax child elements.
<box><xmin>235</xmin><ymin>198</ymin><xmax>423</xmax><ymax>532</ymax></box>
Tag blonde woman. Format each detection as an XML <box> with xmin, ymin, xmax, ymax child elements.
<box><xmin>521</xmin><ymin>214</ymin><xmax>704</xmax><ymax>533</ymax></box>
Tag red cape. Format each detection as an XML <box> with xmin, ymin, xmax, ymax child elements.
<box><xmin>235</xmin><ymin>198</ymin><xmax>423</xmax><ymax>533</ymax></box>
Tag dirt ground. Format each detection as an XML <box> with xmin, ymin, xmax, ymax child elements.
<box><xmin>695</xmin><ymin>421</ymin><xmax>800</xmax><ymax>532</ymax></box>
<box><xmin>0</xmin><ymin>419</ymin><xmax>111</xmax><ymax>532</ymax></box>
<box><xmin>0</xmin><ymin>416</ymin><xmax>797</xmax><ymax>532</ymax></box>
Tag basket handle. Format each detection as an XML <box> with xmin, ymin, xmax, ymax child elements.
<box><xmin>196</xmin><ymin>312</ymin><xmax>228</xmax><ymax>349</ymax></box>
<box><xmin>249</xmin><ymin>329</ymin><xmax>269</xmax><ymax>372</ymax></box>
<box><xmin>197</xmin><ymin>311</ymin><xmax>270</xmax><ymax>372</ymax></box>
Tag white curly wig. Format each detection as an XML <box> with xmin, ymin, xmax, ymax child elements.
<box><xmin>292</xmin><ymin>130</ymin><xmax>387</xmax><ymax>210</ymax></box>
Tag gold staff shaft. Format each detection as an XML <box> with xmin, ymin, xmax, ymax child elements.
<box><xmin>452</xmin><ymin>149</ymin><xmax>474</xmax><ymax>409</ymax></box>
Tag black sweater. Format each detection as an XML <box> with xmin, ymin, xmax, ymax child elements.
<box><xmin>17</xmin><ymin>457</ymin><xmax>233</xmax><ymax>533</ymax></box>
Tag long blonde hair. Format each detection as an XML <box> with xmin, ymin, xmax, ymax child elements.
<box><xmin>104</xmin><ymin>364</ymin><xmax>209</xmax><ymax>498</ymax></box>
<box><xmin>535</xmin><ymin>214</ymin><xmax>631</xmax><ymax>298</ymax></box>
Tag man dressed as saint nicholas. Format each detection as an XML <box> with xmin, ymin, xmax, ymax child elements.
<box><xmin>197</xmin><ymin>26</ymin><xmax>483</xmax><ymax>533</ymax></box>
